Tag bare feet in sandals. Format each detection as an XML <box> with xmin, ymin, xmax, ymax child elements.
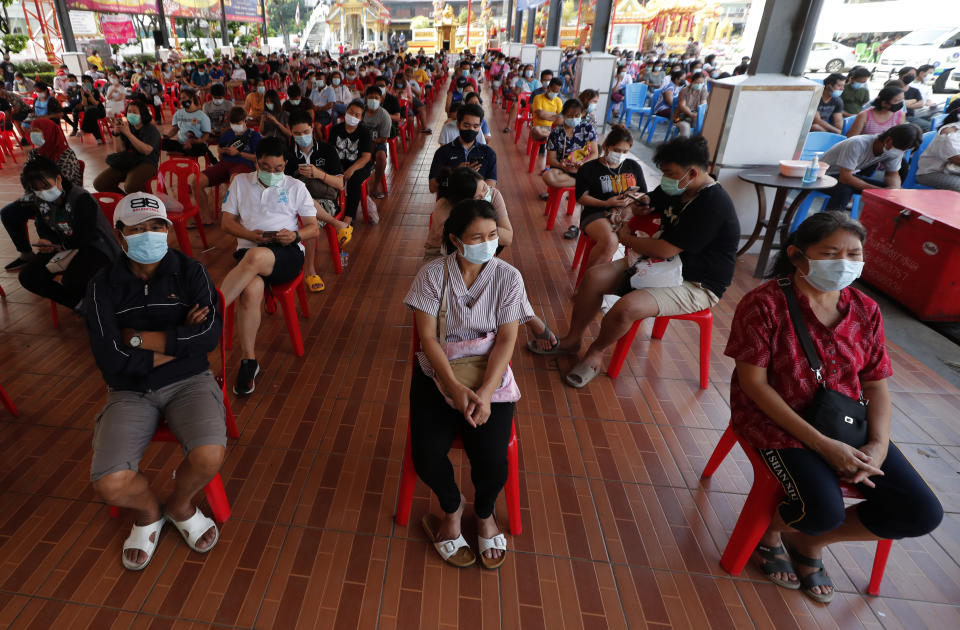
<box><xmin>753</xmin><ymin>532</ymin><xmax>799</xmax><ymax>589</ymax></box>
<box><xmin>125</xmin><ymin>504</ymin><xmax>164</xmax><ymax>567</ymax></box>
<box><xmin>166</xmin><ymin>501</ymin><xmax>218</xmax><ymax>552</ymax></box>
<box><xmin>526</xmin><ymin>317</ymin><xmax>559</xmax><ymax>352</ymax></box>
<box><xmin>436</xmin><ymin>493</ymin><xmax>467</xmax><ymax>543</ymax></box>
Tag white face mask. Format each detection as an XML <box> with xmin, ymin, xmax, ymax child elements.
<box><xmin>345</xmin><ymin>114</ymin><xmax>361</xmax><ymax>127</ymax></box>
<box><xmin>230</xmin><ymin>123</ymin><xmax>246</xmax><ymax>133</ymax></box>
<box><xmin>606</xmin><ymin>151</ymin><xmax>626</xmax><ymax>166</ymax></box>
<box><xmin>36</xmin><ymin>185</ymin><xmax>62</xmax><ymax>202</ymax></box>
<box><xmin>459</xmin><ymin>237</ymin><xmax>499</xmax><ymax>265</ymax></box>
<box><xmin>801</xmin><ymin>256</ymin><xmax>864</xmax><ymax>293</ymax></box>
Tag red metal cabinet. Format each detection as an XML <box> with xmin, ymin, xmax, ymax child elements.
<box><xmin>859</xmin><ymin>189</ymin><xmax>960</xmax><ymax>321</ymax></box>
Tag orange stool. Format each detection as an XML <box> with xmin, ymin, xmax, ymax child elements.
<box><xmin>544</xmin><ymin>185</ymin><xmax>577</xmax><ymax>231</ymax></box>
<box><xmin>225</xmin><ymin>270</ymin><xmax>310</xmax><ymax>357</ymax></box>
<box><xmin>702</xmin><ymin>425</ymin><xmax>892</xmax><ymax>596</ymax></box>
<box><xmin>607</xmin><ymin>309</ymin><xmax>713</xmax><ymax>389</ymax></box>
<box><xmin>394</xmin><ymin>318</ymin><xmax>522</xmax><ymax>535</ymax></box>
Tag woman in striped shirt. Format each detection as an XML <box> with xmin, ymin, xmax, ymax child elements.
<box><xmin>404</xmin><ymin>199</ymin><xmax>533</xmax><ymax>570</ymax></box>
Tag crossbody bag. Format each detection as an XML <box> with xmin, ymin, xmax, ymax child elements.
<box><xmin>778</xmin><ymin>277</ymin><xmax>869</xmax><ymax>447</ymax></box>
<box><xmin>435</xmin><ymin>263</ymin><xmax>489</xmax><ymax>397</ymax></box>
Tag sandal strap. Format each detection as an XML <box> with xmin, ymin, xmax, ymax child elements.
<box><xmin>755</xmin><ymin>543</ymin><xmax>795</xmax><ymax>576</ymax></box>
<box><xmin>478</xmin><ymin>533</ymin><xmax>506</xmax><ymax>554</ymax></box>
<box><xmin>799</xmin><ymin>567</ymin><xmax>834</xmax><ymax>590</ymax></box>
<box><xmin>790</xmin><ymin>552</ymin><xmax>825</xmax><ymax>569</ymax></box>
<box><xmin>167</xmin><ymin>508</ymin><xmax>216</xmax><ymax>547</ymax></box>
<box><xmin>434</xmin><ymin>534</ymin><xmax>471</xmax><ymax>561</ymax></box>
<box><xmin>123</xmin><ymin>517</ymin><xmax>165</xmax><ymax>553</ymax></box>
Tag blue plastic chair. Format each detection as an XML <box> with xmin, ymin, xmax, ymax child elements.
<box><xmin>930</xmin><ymin>113</ymin><xmax>947</xmax><ymax>132</ymax></box>
<box><xmin>635</xmin><ymin>86</ymin><xmax>663</xmax><ymax>133</ymax></box>
<box><xmin>621</xmin><ymin>83</ymin><xmax>649</xmax><ymax>127</ymax></box>
<box><xmin>841</xmin><ymin>115</ymin><xmax>856</xmax><ymax>135</ymax></box>
<box><xmin>800</xmin><ymin>131</ymin><xmax>846</xmax><ymax>160</ymax></box>
<box><xmin>668</xmin><ymin>102</ymin><xmax>708</xmax><ymax>138</ymax></box>
<box><xmin>645</xmin><ymin>105</ymin><xmax>675</xmax><ymax>143</ymax></box>
<box><xmin>902</xmin><ymin>131</ymin><xmax>937</xmax><ymax>189</ymax></box>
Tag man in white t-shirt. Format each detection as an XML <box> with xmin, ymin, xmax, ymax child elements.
<box><xmin>219</xmin><ymin>137</ymin><xmax>320</xmax><ymax>395</ymax></box>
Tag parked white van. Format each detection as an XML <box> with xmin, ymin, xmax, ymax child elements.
<box><xmin>877</xmin><ymin>27</ymin><xmax>960</xmax><ymax>71</ymax></box>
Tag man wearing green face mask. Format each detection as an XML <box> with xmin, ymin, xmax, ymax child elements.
<box><xmin>531</xmin><ymin>136</ymin><xmax>740</xmax><ymax>390</ymax></box>
<box><xmin>219</xmin><ymin>137</ymin><xmax>321</xmax><ymax>396</ymax></box>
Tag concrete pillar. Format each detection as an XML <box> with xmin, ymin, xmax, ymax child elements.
<box><xmin>514</xmin><ymin>9</ymin><xmax>524</xmax><ymax>42</ymax></box>
<box><xmin>545</xmin><ymin>0</ymin><xmax>562</xmax><ymax>47</ymax></box>
<box><xmin>52</xmin><ymin>0</ymin><xmax>77</xmax><ymax>52</ymax></box>
<box><xmin>219</xmin><ymin>0</ymin><xmax>229</xmax><ymax>46</ymax></box>
<box><xmin>590</xmin><ymin>0</ymin><xmax>613</xmax><ymax>53</ymax></box>
<box><xmin>750</xmin><ymin>0</ymin><xmax>825</xmax><ymax>76</ymax></box>
<box><xmin>504</xmin><ymin>0</ymin><xmax>514</xmax><ymax>43</ymax></box>
<box><xmin>524</xmin><ymin>8</ymin><xmax>535</xmax><ymax>44</ymax></box>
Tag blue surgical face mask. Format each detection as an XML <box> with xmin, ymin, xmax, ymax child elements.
<box><xmin>294</xmin><ymin>133</ymin><xmax>313</xmax><ymax>148</ymax></box>
<box><xmin>123</xmin><ymin>230</ymin><xmax>168</xmax><ymax>264</ymax></box>
<box><xmin>660</xmin><ymin>171</ymin><xmax>692</xmax><ymax>196</ymax></box>
<box><xmin>852</xmin><ymin>81</ymin><xmax>866</xmax><ymax>90</ymax></box>
<box><xmin>832</xmin><ymin>89</ymin><xmax>843</xmax><ymax>98</ymax></box>
<box><xmin>564</xmin><ymin>117</ymin><xmax>581</xmax><ymax>127</ymax></box>
<box><xmin>366</xmin><ymin>98</ymin><xmax>380</xmax><ymax>110</ymax></box>
<box><xmin>35</xmin><ymin>185</ymin><xmax>61</xmax><ymax>202</ymax></box>
<box><xmin>802</xmin><ymin>256</ymin><xmax>863</xmax><ymax>292</ymax></box>
<box><xmin>29</xmin><ymin>131</ymin><xmax>45</xmax><ymax>147</ymax></box>
<box><xmin>126</xmin><ymin>113</ymin><xmax>141</xmax><ymax>126</ymax></box>
<box><xmin>258</xmin><ymin>170</ymin><xmax>284</xmax><ymax>187</ymax></box>
<box><xmin>459</xmin><ymin>237</ymin><xmax>498</xmax><ymax>265</ymax></box>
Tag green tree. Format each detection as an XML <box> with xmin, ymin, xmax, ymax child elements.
<box><xmin>411</xmin><ymin>16</ymin><xmax>431</xmax><ymax>30</ymax></box>
<box><xmin>1</xmin><ymin>33</ymin><xmax>27</xmax><ymax>54</ymax></box>
<box><xmin>267</xmin><ymin>0</ymin><xmax>300</xmax><ymax>48</ymax></box>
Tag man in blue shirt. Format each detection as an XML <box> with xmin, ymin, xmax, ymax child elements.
<box><xmin>428</xmin><ymin>103</ymin><xmax>497</xmax><ymax>193</ymax></box>
<box><xmin>161</xmin><ymin>88</ymin><xmax>216</xmax><ymax>163</ymax></box>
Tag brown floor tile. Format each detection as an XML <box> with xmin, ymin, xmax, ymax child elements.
<box><xmin>220</xmin><ymin>444</ymin><xmax>315</xmax><ymax>525</ymax></box>
<box><xmin>574</xmin><ymin>418</ymin><xmax>687</xmax><ymax>487</ymax></box>
<box><xmin>514</xmin><ymin>413</ymin><xmax>587</xmax><ymax>478</ymax></box>
<box><xmin>0</xmin><ymin>592</ymin><xmax>29</xmax><ymax>628</ymax></box>
<box><xmin>733</xmin><ymin>579</ymin><xmax>884</xmax><ymax>630</ymax></box>
<box><xmin>868</xmin><ymin>597</ymin><xmax>960</xmax><ymax>630</ymax></box>
<box><xmin>8</xmin><ymin>599</ymin><xmax>136</xmax><ymax>630</ymax></box>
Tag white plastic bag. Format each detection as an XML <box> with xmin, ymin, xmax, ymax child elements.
<box><xmin>366</xmin><ymin>197</ymin><xmax>379</xmax><ymax>224</ymax></box>
<box><xmin>628</xmin><ymin>256</ymin><xmax>683</xmax><ymax>290</ymax></box>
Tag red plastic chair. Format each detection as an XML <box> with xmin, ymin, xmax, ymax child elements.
<box><xmin>543</xmin><ymin>185</ymin><xmax>576</xmax><ymax>231</ymax></box>
<box><xmin>359</xmin><ymin>178</ymin><xmax>373</xmax><ymax>224</ymax></box>
<box><xmin>397</xmin><ymin>98</ymin><xmax>410</xmax><ymax>150</ymax></box>
<box><xmin>224</xmin><ymin>270</ymin><xmax>310</xmax><ymax>357</ymax></box>
<box><xmin>92</xmin><ymin>192</ymin><xmax>124</xmax><ymax>223</ymax></box>
<box><xmin>97</xmin><ymin>117</ymin><xmax>113</xmax><ymax>143</ymax></box>
<box><xmin>571</xmin><ymin>232</ymin><xmax>595</xmax><ymax>288</ymax></box>
<box><xmin>326</xmin><ymin>200</ymin><xmax>347</xmax><ymax>275</ymax></box>
<box><xmin>607</xmin><ymin>309</ymin><xmax>713</xmax><ymax>389</ymax></box>
<box><xmin>394</xmin><ymin>316</ymin><xmax>522</xmax><ymax>535</ymax></box>
<box><xmin>109</xmin><ymin>291</ymin><xmax>237</xmax><ymax>522</ymax></box>
<box><xmin>513</xmin><ymin>91</ymin><xmax>532</xmax><ymax>145</ymax></box>
<box><xmin>0</xmin><ymin>383</ymin><xmax>16</xmax><ymax>417</ymax></box>
<box><xmin>526</xmin><ymin>135</ymin><xmax>547</xmax><ymax>173</ymax></box>
<box><xmin>702</xmin><ymin>425</ymin><xmax>892</xmax><ymax>596</ymax></box>
<box><xmin>153</xmin><ymin>158</ymin><xmax>209</xmax><ymax>257</ymax></box>
<box><xmin>386</xmin><ymin>136</ymin><xmax>400</xmax><ymax>171</ymax></box>
<box><xmin>0</xmin><ymin>111</ymin><xmax>20</xmax><ymax>162</ymax></box>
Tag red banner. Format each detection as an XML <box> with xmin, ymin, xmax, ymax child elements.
<box><xmin>100</xmin><ymin>14</ymin><xmax>137</xmax><ymax>44</ymax></box>
<box><xmin>65</xmin><ymin>0</ymin><xmax>157</xmax><ymax>15</ymax></box>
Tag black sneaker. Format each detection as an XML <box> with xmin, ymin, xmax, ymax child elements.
<box><xmin>4</xmin><ymin>256</ymin><xmax>30</xmax><ymax>271</ymax></box>
<box><xmin>233</xmin><ymin>359</ymin><xmax>260</xmax><ymax>396</ymax></box>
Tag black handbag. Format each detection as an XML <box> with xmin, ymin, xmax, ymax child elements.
<box><xmin>778</xmin><ymin>277</ymin><xmax>869</xmax><ymax>447</ymax></box>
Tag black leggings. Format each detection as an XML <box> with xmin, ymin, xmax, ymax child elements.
<box><xmin>162</xmin><ymin>138</ymin><xmax>216</xmax><ymax>162</ymax></box>
<box><xmin>760</xmin><ymin>443</ymin><xmax>943</xmax><ymax>540</ymax></box>
<box><xmin>1</xmin><ymin>199</ymin><xmax>35</xmax><ymax>254</ymax></box>
<box><xmin>344</xmin><ymin>164</ymin><xmax>373</xmax><ymax>221</ymax></box>
<box><xmin>409</xmin><ymin>365</ymin><xmax>514</xmax><ymax>519</ymax></box>
<box><xmin>19</xmin><ymin>247</ymin><xmax>111</xmax><ymax>308</ymax></box>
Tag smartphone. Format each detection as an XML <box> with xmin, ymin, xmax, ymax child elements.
<box><xmin>262</xmin><ymin>231</ymin><xmax>278</xmax><ymax>240</ymax></box>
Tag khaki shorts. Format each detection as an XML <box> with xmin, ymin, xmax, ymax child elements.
<box><xmin>644</xmin><ymin>281</ymin><xmax>720</xmax><ymax>317</ymax></box>
<box><xmin>90</xmin><ymin>371</ymin><xmax>226</xmax><ymax>481</ymax></box>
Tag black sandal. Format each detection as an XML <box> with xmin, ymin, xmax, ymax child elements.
<box><xmin>754</xmin><ymin>543</ymin><xmax>801</xmax><ymax>590</ymax></box>
<box><xmin>786</xmin><ymin>546</ymin><xmax>835</xmax><ymax>603</ymax></box>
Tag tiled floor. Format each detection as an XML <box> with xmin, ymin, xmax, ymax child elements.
<box><xmin>0</xmin><ymin>83</ymin><xmax>959</xmax><ymax>630</ymax></box>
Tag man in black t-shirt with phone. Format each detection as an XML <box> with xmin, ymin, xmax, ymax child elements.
<box><xmin>529</xmin><ymin>136</ymin><xmax>740</xmax><ymax>389</ymax></box>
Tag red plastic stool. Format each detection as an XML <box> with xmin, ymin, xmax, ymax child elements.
<box><xmin>527</xmin><ymin>136</ymin><xmax>547</xmax><ymax>173</ymax></box>
<box><xmin>544</xmin><ymin>185</ymin><xmax>576</xmax><ymax>231</ymax></box>
<box><xmin>49</xmin><ymin>300</ymin><xmax>60</xmax><ymax>329</ymax></box>
<box><xmin>0</xmin><ymin>383</ymin><xmax>18</xmax><ymax>416</ymax></box>
<box><xmin>387</xmin><ymin>136</ymin><xmax>400</xmax><ymax>171</ymax></box>
<box><xmin>325</xmin><ymin>205</ymin><xmax>348</xmax><ymax>275</ymax></box>
<box><xmin>359</xmin><ymin>178</ymin><xmax>373</xmax><ymax>224</ymax></box>
<box><xmin>607</xmin><ymin>309</ymin><xmax>713</xmax><ymax>388</ymax></box>
<box><xmin>225</xmin><ymin>270</ymin><xmax>309</xmax><ymax>357</ymax></box>
<box><xmin>394</xmin><ymin>318</ymin><xmax>522</xmax><ymax>535</ymax></box>
<box><xmin>571</xmin><ymin>232</ymin><xmax>596</xmax><ymax>288</ymax></box>
<box><xmin>702</xmin><ymin>425</ymin><xmax>892</xmax><ymax>596</ymax></box>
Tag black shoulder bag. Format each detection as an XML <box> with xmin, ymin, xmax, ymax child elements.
<box><xmin>777</xmin><ymin>277</ymin><xmax>869</xmax><ymax>447</ymax></box>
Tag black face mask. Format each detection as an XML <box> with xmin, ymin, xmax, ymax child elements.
<box><xmin>459</xmin><ymin>128</ymin><xmax>478</xmax><ymax>143</ymax></box>
<box><xmin>889</xmin><ymin>102</ymin><xmax>904</xmax><ymax>112</ymax></box>
<box><xmin>903</xmin><ymin>75</ymin><xmax>915</xmax><ymax>84</ymax></box>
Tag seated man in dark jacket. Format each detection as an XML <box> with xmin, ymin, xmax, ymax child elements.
<box><xmin>85</xmin><ymin>192</ymin><xmax>226</xmax><ymax>571</ymax></box>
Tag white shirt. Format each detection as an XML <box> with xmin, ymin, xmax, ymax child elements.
<box><xmin>918</xmin><ymin>125</ymin><xmax>960</xmax><ymax>176</ymax></box>
<box><xmin>222</xmin><ymin>172</ymin><xmax>317</xmax><ymax>251</ymax></box>
<box><xmin>231</xmin><ymin>68</ymin><xmax>247</xmax><ymax>81</ymax></box>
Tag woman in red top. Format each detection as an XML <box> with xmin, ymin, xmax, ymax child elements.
<box><xmin>724</xmin><ymin>212</ymin><xmax>942</xmax><ymax>604</ymax></box>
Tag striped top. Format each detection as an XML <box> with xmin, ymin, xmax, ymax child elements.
<box><xmin>404</xmin><ymin>254</ymin><xmax>534</xmax><ymax>373</ymax></box>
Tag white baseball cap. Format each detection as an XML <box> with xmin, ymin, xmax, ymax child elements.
<box><xmin>114</xmin><ymin>192</ymin><xmax>171</xmax><ymax>226</ymax></box>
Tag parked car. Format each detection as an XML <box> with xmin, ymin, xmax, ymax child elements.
<box><xmin>806</xmin><ymin>41</ymin><xmax>858</xmax><ymax>73</ymax></box>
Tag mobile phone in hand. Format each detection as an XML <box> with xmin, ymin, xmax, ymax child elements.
<box><xmin>262</xmin><ymin>231</ymin><xmax>278</xmax><ymax>241</ymax></box>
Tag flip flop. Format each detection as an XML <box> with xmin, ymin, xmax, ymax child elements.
<box><xmin>525</xmin><ymin>321</ymin><xmax>561</xmax><ymax>354</ymax></box>
<box><xmin>563</xmin><ymin>225</ymin><xmax>580</xmax><ymax>240</ymax></box>
<box><xmin>337</xmin><ymin>225</ymin><xmax>353</xmax><ymax>248</ymax></box>
<box><xmin>753</xmin><ymin>543</ymin><xmax>801</xmax><ymax>590</ymax></box>
<box><xmin>166</xmin><ymin>507</ymin><xmax>219</xmax><ymax>554</ymax></box>
<box><xmin>785</xmin><ymin>543</ymin><xmax>835</xmax><ymax>603</ymax></box>
<box><xmin>121</xmin><ymin>517</ymin><xmax>165</xmax><ymax>571</ymax></box>
<box><xmin>304</xmin><ymin>274</ymin><xmax>325</xmax><ymax>293</ymax></box>
<box><xmin>565</xmin><ymin>362</ymin><xmax>600</xmax><ymax>388</ymax></box>
<box><xmin>422</xmin><ymin>514</ymin><xmax>475</xmax><ymax>568</ymax></box>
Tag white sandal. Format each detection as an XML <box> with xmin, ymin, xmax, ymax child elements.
<box><xmin>422</xmin><ymin>514</ymin><xmax>476</xmax><ymax>568</ymax></box>
<box><xmin>478</xmin><ymin>533</ymin><xmax>508</xmax><ymax>570</ymax></box>
<box><xmin>166</xmin><ymin>507</ymin><xmax>219</xmax><ymax>554</ymax></box>
<box><xmin>121</xmin><ymin>517</ymin><xmax>165</xmax><ymax>571</ymax></box>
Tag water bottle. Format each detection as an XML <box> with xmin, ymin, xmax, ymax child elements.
<box><xmin>340</xmin><ymin>252</ymin><xmax>349</xmax><ymax>268</ymax></box>
<box><xmin>802</xmin><ymin>152</ymin><xmax>820</xmax><ymax>184</ymax></box>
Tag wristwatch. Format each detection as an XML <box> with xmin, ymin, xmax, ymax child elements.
<box><xmin>129</xmin><ymin>332</ymin><xmax>143</xmax><ymax>348</ymax></box>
